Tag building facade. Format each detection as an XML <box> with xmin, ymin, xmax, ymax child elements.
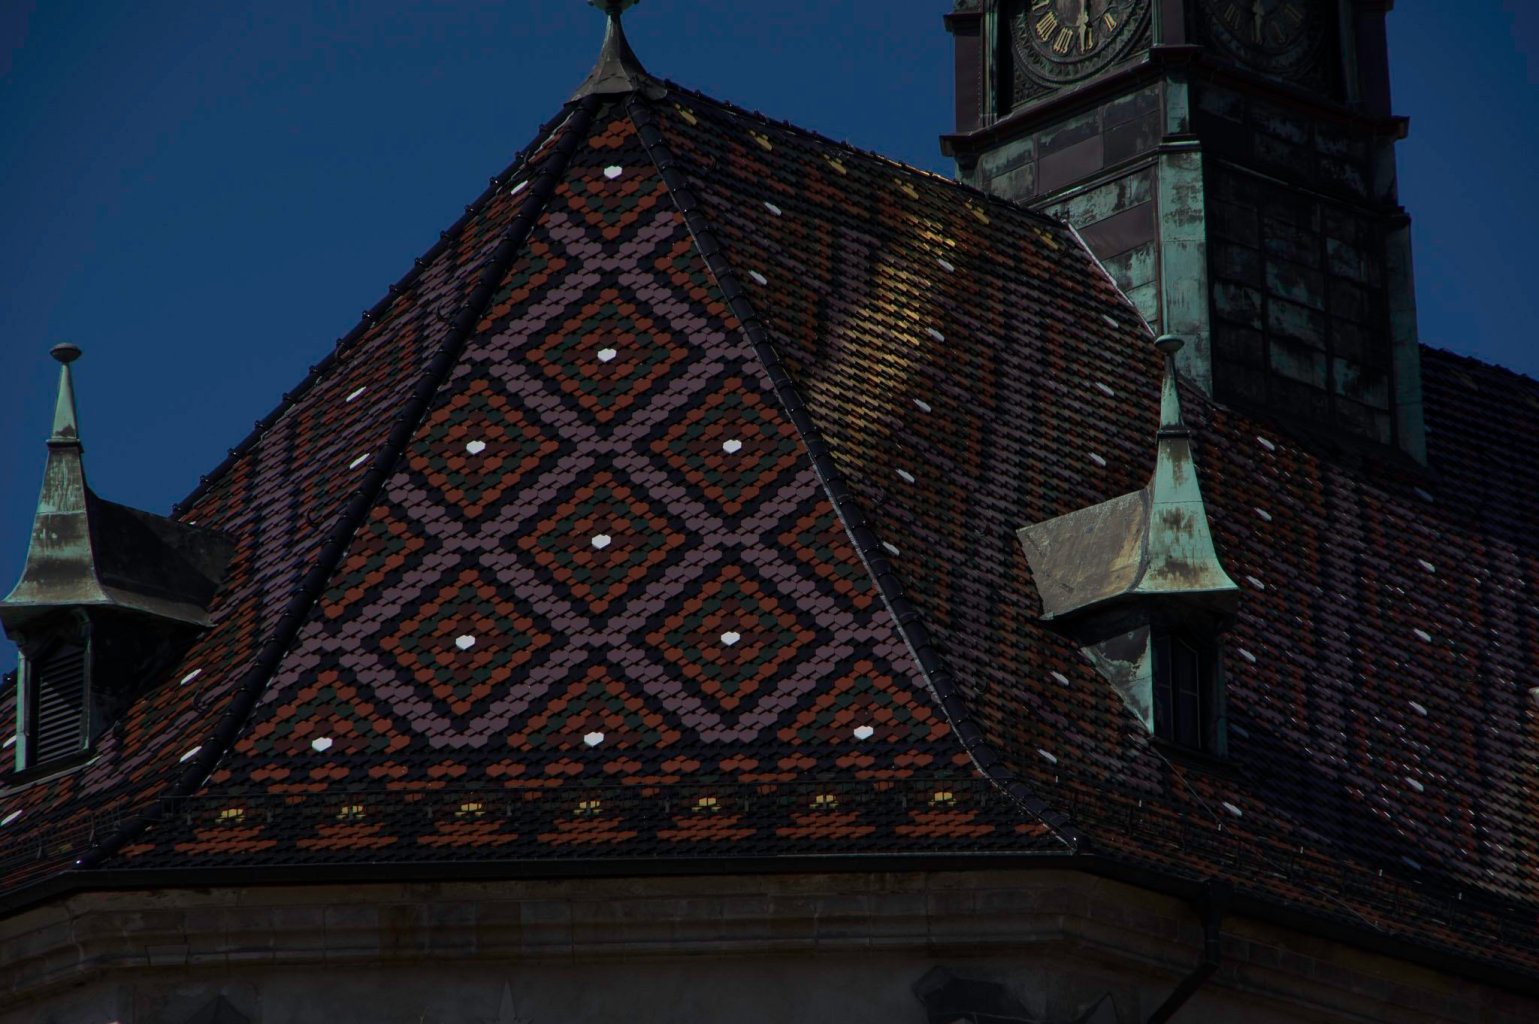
<box><xmin>1</xmin><ymin>3</ymin><xmax>1536</xmax><ymax>1022</ymax></box>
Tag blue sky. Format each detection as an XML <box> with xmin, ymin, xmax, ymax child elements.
<box><xmin>0</xmin><ymin>1</ymin><xmax>1536</xmax><ymax>663</ymax></box>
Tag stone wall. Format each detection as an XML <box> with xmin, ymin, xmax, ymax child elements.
<box><xmin>963</xmin><ymin>82</ymin><xmax>1167</xmax><ymax>334</ymax></box>
<box><xmin>0</xmin><ymin>869</ymin><xmax>1532</xmax><ymax>1024</ymax></box>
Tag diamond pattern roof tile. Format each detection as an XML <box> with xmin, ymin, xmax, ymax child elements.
<box><xmin>646</xmin><ymin>86</ymin><xmax>1539</xmax><ymax>976</ymax></box>
<box><xmin>52</xmin><ymin>100</ymin><xmax>1055</xmax><ymax>877</ymax></box>
<box><xmin>0</xmin><ymin>67</ymin><xmax>1534</xmax><ymax>988</ymax></box>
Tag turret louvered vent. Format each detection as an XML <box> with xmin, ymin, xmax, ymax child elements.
<box><xmin>31</xmin><ymin>643</ymin><xmax>85</xmax><ymax>765</ymax></box>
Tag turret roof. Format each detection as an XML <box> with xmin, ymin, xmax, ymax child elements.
<box><xmin>4</xmin><ymin>17</ymin><xmax>1539</xmax><ymax>992</ymax></box>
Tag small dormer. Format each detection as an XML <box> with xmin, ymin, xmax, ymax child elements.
<box><xmin>0</xmin><ymin>346</ymin><xmax>232</xmax><ymax>775</ymax></box>
<box><xmin>1018</xmin><ymin>335</ymin><xmax>1239</xmax><ymax>755</ymax></box>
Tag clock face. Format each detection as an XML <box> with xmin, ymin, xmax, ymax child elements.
<box><xmin>1201</xmin><ymin>0</ymin><xmax>1326</xmax><ymax>80</ymax></box>
<box><xmin>1009</xmin><ymin>0</ymin><xmax>1146</xmax><ymax>87</ymax></box>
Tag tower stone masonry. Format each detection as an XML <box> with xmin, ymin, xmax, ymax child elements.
<box><xmin>1</xmin><ymin>5</ymin><xmax>1537</xmax><ymax>1021</ymax></box>
<box><xmin>944</xmin><ymin>0</ymin><xmax>1424</xmax><ymax>459</ymax></box>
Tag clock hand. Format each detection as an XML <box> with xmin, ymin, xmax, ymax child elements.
<box><xmin>1251</xmin><ymin>0</ymin><xmax>1265</xmax><ymax>44</ymax></box>
<box><xmin>1075</xmin><ymin>0</ymin><xmax>1092</xmax><ymax>51</ymax></box>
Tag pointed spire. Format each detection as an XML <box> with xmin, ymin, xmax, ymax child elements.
<box><xmin>1016</xmin><ymin>333</ymin><xmax>1237</xmax><ymax>620</ymax></box>
<box><xmin>1154</xmin><ymin>334</ymin><xmax>1187</xmax><ymax>437</ymax></box>
<box><xmin>3</xmin><ymin>344</ymin><xmax>105</xmax><ymax>621</ymax></box>
<box><xmin>2</xmin><ymin>345</ymin><xmax>233</xmax><ymax>633</ymax></box>
<box><xmin>1140</xmin><ymin>333</ymin><xmax>1238</xmax><ymax>603</ymax></box>
<box><xmin>572</xmin><ymin>0</ymin><xmax>650</xmax><ymax>99</ymax></box>
<box><xmin>49</xmin><ymin>342</ymin><xmax>82</xmax><ymax>446</ymax></box>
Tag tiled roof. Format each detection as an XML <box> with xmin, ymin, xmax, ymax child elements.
<box><xmin>644</xmin><ymin>92</ymin><xmax>1539</xmax><ymax>970</ymax></box>
<box><xmin>3</xmin><ymin>49</ymin><xmax>1538</xmax><ymax>983</ymax></box>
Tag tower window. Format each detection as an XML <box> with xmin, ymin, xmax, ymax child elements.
<box><xmin>23</xmin><ymin>639</ymin><xmax>88</xmax><ymax>768</ymax></box>
<box><xmin>1152</xmin><ymin>630</ymin><xmax>1223</xmax><ymax>755</ymax></box>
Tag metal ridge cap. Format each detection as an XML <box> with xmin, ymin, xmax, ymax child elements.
<box><xmin>73</xmin><ymin>92</ymin><xmax>605</xmax><ymax>875</ymax></box>
<box><xmin>623</xmin><ymin>90</ymin><xmax>1084</xmax><ymax>853</ymax></box>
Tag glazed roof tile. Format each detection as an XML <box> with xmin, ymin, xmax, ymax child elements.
<box><xmin>2</xmin><ymin>63</ymin><xmax>1538</xmax><ymax>983</ymax></box>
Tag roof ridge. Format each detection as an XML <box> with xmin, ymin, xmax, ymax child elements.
<box><xmin>624</xmin><ymin>90</ymin><xmax>1083</xmax><ymax>852</ymax></box>
<box><xmin>1421</xmin><ymin>342</ymin><xmax>1539</xmax><ymax>389</ymax></box>
<box><xmin>77</xmin><ymin>94</ymin><xmax>605</xmax><ymax>873</ymax></box>
<box><xmin>654</xmin><ymin>79</ymin><xmax>1078</xmax><ymax>236</ymax></box>
<box><xmin>169</xmin><ymin>103</ymin><xmax>585</xmax><ymax>521</ymax></box>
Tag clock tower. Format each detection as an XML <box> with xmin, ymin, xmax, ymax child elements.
<box><xmin>943</xmin><ymin>0</ymin><xmax>1424</xmax><ymax>459</ymax></box>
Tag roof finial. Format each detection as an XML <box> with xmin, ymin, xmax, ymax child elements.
<box><xmin>3</xmin><ymin>341</ymin><xmax>233</xmax><ymax>632</ymax></box>
<box><xmin>1154</xmin><ymin>334</ymin><xmax>1187</xmax><ymax>437</ymax></box>
<box><xmin>573</xmin><ymin>0</ymin><xmax>650</xmax><ymax>99</ymax></box>
<box><xmin>49</xmin><ymin>343</ymin><xmax>83</xmax><ymax>446</ymax></box>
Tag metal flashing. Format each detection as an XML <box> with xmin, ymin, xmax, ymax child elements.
<box><xmin>572</xmin><ymin>1</ymin><xmax>656</xmax><ymax>101</ymax></box>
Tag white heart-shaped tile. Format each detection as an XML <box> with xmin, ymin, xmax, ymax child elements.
<box><xmin>853</xmin><ymin>725</ymin><xmax>875</xmax><ymax>741</ymax></box>
<box><xmin>720</xmin><ymin>631</ymin><xmax>741</xmax><ymax>646</ymax></box>
<box><xmin>604</xmin><ymin>165</ymin><xmax>623</xmax><ymax>180</ymax></box>
<box><xmin>722</xmin><ymin>439</ymin><xmax>743</xmax><ymax>454</ymax></box>
<box><xmin>465</xmin><ymin>440</ymin><xmax>487</xmax><ymax>454</ymax></box>
<box><xmin>455</xmin><ymin>635</ymin><xmax>476</xmax><ymax>650</ymax></box>
<box><xmin>591</xmin><ymin>534</ymin><xmax>612</xmax><ymax>549</ymax></box>
<box><xmin>597</xmin><ymin>347</ymin><xmax>617</xmax><ymax>363</ymax></box>
<box><xmin>583</xmin><ymin>731</ymin><xmax>605</xmax><ymax>747</ymax></box>
<box><xmin>311</xmin><ymin>736</ymin><xmax>333</xmax><ymax>752</ymax></box>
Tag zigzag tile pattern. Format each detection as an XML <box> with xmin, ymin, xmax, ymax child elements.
<box><xmin>110</xmin><ymin>107</ymin><xmax>1052</xmax><ymax>865</ymax></box>
<box><xmin>0</xmin><ymin>108</ymin><xmax>580</xmax><ymax>892</ymax></box>
<box><xmin>1</xmin><ymin>72</ymin><xmax>1532</xmax><ymax>985</ymax></box>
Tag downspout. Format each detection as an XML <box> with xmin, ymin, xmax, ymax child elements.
<box><xmin>1147</xmin><ymin>880</ymin><xmax>1229</xmax><ymax>1024</ymax></box>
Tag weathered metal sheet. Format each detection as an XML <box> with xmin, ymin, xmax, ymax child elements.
<box><xmin>1018</xmin><ymin>336</ymin><xmax>1236</xmax><ymax>621</ymax></box>
<box><xmin>1</xmin><ymin>350</ymin><xmax>232</xmax><ymax>636</ymax></box>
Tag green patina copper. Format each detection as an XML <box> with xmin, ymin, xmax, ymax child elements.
<box><xmin>1017</xmin><ymin>335</ymin><xmax>1237</xmax><ymax>737</ymax></box>
<box><xmin>1018</xmin><ymin>335</ymin><xmax>1238</xmax><ymax>622</ymax></box>
<box><xmin>0</xmin><ymin>348</ymin><xmax>232</xmax><ymax>637</ymax></box>
<box><xmin>1</xmin><ymin>345</ymin><xmax>111</xmax><ymax>620</ymax></box>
